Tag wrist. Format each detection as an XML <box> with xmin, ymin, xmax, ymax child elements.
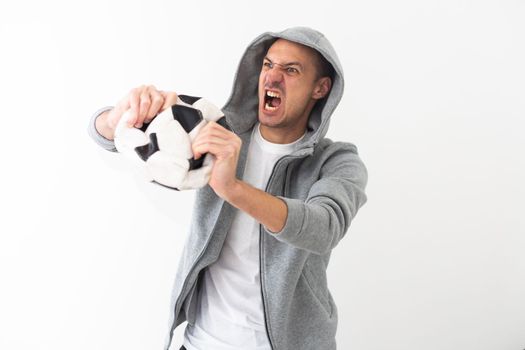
<box><xmin>221</xmin><ymin>179</ymin><xmax>245</xmax><ymax>204</ymax></box>
<box><xmin>95</xmin><ymin>110</ymin><xmax>116</xmax><ymax>140</ymax></box>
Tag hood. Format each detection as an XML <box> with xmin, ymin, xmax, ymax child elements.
<box><xmin>222</xmin><ymin>26</ymin><xmax>345</xmax><ymax>149</ymax></box>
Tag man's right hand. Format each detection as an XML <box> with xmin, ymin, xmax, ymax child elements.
<box><xmin>95</xmin><ymin>85</ymin><xmax>178</xmax><ymax>140</ymax></box>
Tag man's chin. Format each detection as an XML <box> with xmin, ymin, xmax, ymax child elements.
<box><xmin>258</xmin><ymin>113</ymin><xmax>281</xmax><ymax>128</ymax></box>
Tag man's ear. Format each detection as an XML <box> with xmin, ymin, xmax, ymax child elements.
<box><xmin>312</xmin><ymin>77</ymin><xmax>332</xmax><ymax>100</ymax></box>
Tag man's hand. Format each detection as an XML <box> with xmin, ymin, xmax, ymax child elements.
<box><xmin>95</xmin><ymin>85</ymin><xmax>178</xmax><ymax>140</ymax></box>
<box><xmin>191</xmin><ymin>121</ymin><xmax>242</xmax><ymax>199</ymax></box>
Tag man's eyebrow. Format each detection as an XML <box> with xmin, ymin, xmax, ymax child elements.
<box><xmin>264</xmin><ymin>56</ymin><xmax>303</xmax><ymax>69</ymax></box>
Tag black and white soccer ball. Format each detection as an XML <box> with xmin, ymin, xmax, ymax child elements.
<box><xmin>114</xmin><ymin>95</ymin><xmax>230</xmax><ymax>190</ymax></box>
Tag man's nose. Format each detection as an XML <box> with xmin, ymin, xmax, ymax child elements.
<box><xmin>264</xmin><ymin>66</ymin><xmax>284</xmax><ymax>85</ymax></box>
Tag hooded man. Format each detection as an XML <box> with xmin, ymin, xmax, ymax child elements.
<box><xmin>88</xmin><ymin>26</ymin><xmax>368</xmax><ymax>350</ymax></box>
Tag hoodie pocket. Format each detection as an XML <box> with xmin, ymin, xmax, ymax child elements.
<box><xmin>301</xmin><ymin>263</ymin><xmax>332</xmax><ymax>318</ymax></box>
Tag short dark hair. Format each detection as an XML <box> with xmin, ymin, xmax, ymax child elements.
<box><xmin>312</xmin><ymin>50</ymin><xmax>335</xmax><ymax>80</ymax></box>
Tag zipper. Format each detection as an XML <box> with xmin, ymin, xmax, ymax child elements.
<box><xmin>259</xmin><ymin>225</ymin><xmax>275</xmax><ymax>349</ymax></box>
<box><xmin>259</xmin><ymin>153</ymin><xmax>305</xmax><ymax>350</ymax></box>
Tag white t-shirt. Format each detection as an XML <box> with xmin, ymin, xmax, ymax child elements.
<box><xmin>182</xmin><ymin>124</ymin><xmax>305</xmax><ymax>350</ymax></box>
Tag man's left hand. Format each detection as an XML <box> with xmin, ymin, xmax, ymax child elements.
<box><xmin>192</xmin><ymin>121</ymin><xmax>242</xmax><ymax>199</ymax></box>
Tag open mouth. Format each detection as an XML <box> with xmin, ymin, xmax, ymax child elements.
<box><xmin>264</xmin><ymin>90</ymin><xmax>282</xmax><ymax>112</ymax></box>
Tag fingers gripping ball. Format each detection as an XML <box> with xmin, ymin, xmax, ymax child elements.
<box><xmin>114</xmin><ymin>95</ymin><xmax>231</xmax><ymax>190</ymax></box>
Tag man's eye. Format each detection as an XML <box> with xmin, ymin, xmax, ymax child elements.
<box><xmin>286</xmin><ymin>67</ymin><xmax>298</xmax><ymax>73</ymax></box>
<box><xmin>263</xmin><ymin>62</ymin><xmax>272</xmax><ymax>68</ymax></box>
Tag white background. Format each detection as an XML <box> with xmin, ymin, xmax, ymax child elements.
<box><xmin>1</xmin><ymin>0</ymin><xmax>524</xmax><ymax>349</ymax></box>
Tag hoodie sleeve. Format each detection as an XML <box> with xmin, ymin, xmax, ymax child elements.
<box><xmin>87</xmin><ymin>106</ymin><xmax>118</xmax><ymax>152</ymax></box>
<box><xmin>268</xmin><ymin>146</ymin><xmax>368</xmax><ymax>255</ymax></box>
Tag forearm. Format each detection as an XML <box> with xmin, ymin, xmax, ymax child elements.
<box><xmin>225</xmin><ymin>180</ymin><xmax>287</xmax><ymax>233</ymax></box>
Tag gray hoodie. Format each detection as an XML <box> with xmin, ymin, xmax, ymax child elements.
<box><xmin>88</xmin><ymin>26</ymin><xmax>368</xmax><ymax>350</ymax></box>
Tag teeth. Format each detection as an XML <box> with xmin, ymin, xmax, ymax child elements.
<box><xmin>266</xmin><ymin>90</ymin><xmax>280</xmax><ymax>98</ymax></box>
<box><xmin>265</xmin><ymin>102</ymin><xmax>278</xmax><ymax>111</ymax></box>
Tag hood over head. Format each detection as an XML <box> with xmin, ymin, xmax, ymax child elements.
<box><xmin>222</xmin><ymin>26</ymin><xmax>344</xmax><ymax>149</ymax></box>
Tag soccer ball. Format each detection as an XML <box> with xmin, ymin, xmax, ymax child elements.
<box><xmin>114</xmin><ymin>95</ymin><xmax>230</xmax><ymax>190</ymax></box>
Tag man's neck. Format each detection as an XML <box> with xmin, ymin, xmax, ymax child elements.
<box><xmin>259</xmin><ymin>124</ymin><xmax>307</xmax><ymax>144</ymax></box>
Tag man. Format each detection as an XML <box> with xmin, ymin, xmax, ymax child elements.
<box><xmin>88</xmin><ymin>27</ymin><xmax>368</xmax><ymax>350</ymax></box>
